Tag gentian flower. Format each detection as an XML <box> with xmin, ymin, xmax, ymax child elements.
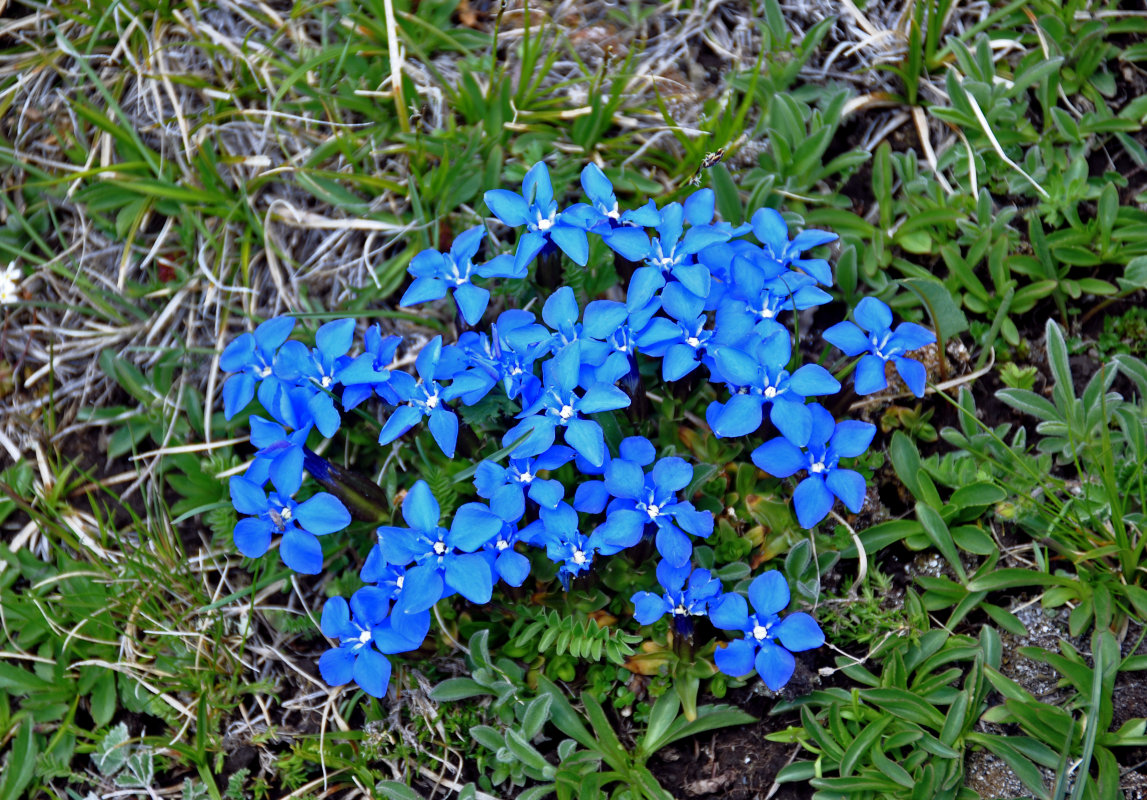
<box><xmin>631</xmin><ymin>560</ymin><xmax>723</xmax><ymax>636</ymax></box>
<box><xmin>468</xmin><ymin>486</ymin><xmax>531</xmax><ymax>587</ymax></box>
<box><xmin>379</xmin><ymin>336</ymin><xmax>492</xmax><ymax>457</ymax></box>
<box><xmin>751</xmin><ymin>403</ymin><xmax>875</xmax><ymax>528</ymax></box>
<box><xmin>710</xmin><ymin>571</ymin><xmax>825</xmax><ymax>690</ymax></box>
<box><xmin>376</xmin><ymin>481</ymin><xmax>502</xmax><ymax>617</ymax></box>
<box><xmin>503</xmin><ymin>342</ymin><xmax>630</xmax><ymax>467</ymax></box>
<box><xmin>604</xmin><ymin>190</ymin><xmax>731</xmax><ymax>310</ymax></box>
<box><xmin>714</xmin><ymin>254</ymin><xmax>832</xmax><ymax>341</ymax></box>
<box><xmin>483</xmin><ymin>162</ymin><xmax>597</xmax><ymax>271</ymax></box>
<box><xmin>318</xmin><ymin>587</ymin><xmax>430</xmax><ymax>697</ymax></box>
<box><xmin>273</xmin><ymin>318</ymin><xmax>356</xmax><ymax>437</ymax></box>
<box><xmin>399</xmin><ymin>227</ymin><xmax>520</xmax><ymax>326</ymax></box>
<box><xmin>594</xmin><ymin>447</ymin><xmax>714</xmax><ymax>567</ymax></box>
<box><xmin>337</xmin><ymin>325</ymin><xmax>402</xmax><ymax>410</ymax></box>
<box><xmin>219</xmin><ymin>316</ymin><xmax>296</xmax><ymax>419</ymax></box>
<box><xmin>520</xmin><ymin>501</ymin><xmax>626</xmax><ymax>587</ymax></box>
<box><xmin>822</xmin><ymin>297</ymin><xmax>935</xmax><ymax>397</ymax></box>
<box><xmin>706</xmin><ymin>328</ymin><xmax>840</xmax><ymax>446</ymax></box>
<box><xmin>751</xmin><ymin>208</ymin><xmax>837</xmax><ymax>286</ymax></box>
<box><xmin>473</xmin><ymin>445</ymin><xmax>574</xmax><ymax>509</ymax></box>
<box><xmin>579</xmin><ymin>164</ymin><xmax>661</xmax><ymax>231</ymax></box>
<box><xmin>458</xmin><ymin>310</ymin><xmax>550</xmax><ymax>401</ymax></box>
<box><xmin>229</xmin><ymin>476</ymin><xmax>351</xmax><ymax>574</ymax></box>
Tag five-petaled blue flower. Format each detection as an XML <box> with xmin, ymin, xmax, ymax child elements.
<box><xmin>219</xmin><ymin>315</ymin><xmax>296</xmax><ymax>419</ymax></box>
<box><xmin>631</xmin><ymin>560</ymin><xmax>723</xmax><ymax>636</ymax></box>
<box><xmin>710</xmin><ymin>571</ymin><xmax>825</xmax><ymax>690</ymax></box>
<box><xmin>484</xmin><ymin>162</ymin><xmax>596</xmax><ymax>271</ymax></box>
<box><xmin>229</xmin><ymin>475</ymin><xmax>351</xmax><ymax>574</ymax></box>
<box><xmin>318</xmin><ymin>587</ymin><xmax>429</xmax><ymax>697</ymax></box>
<box><xmin>399</xmin><ymin>227</ymin><xmax>520</xmax><ymax>326</ymax></box>
<box><xmin>751</xmin><ymin>404</ymin><xmax>876</xmax><ymax>528</ymax></box>
<box><xmin>376</xmin><ymin>480</ymin><xmax>501</xmax><ymax>617</ymax></box>
<box><xmin>823</xmin><ymin>297</ymin><xmax>935</xmax><ymax>397</ymax></box>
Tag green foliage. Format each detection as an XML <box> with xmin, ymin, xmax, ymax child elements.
<box><xmin>509</xmin><ymin>608</ymin><xmax>643</xmax><ymax>668</ymax></box>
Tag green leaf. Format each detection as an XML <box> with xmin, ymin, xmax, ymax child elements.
<box><xmin>839</xmin><ymin>715</ymin><xmax>892</xmax><ymax>776</ymax></box>
<box><xmin>640</xmin><ymin>691</ymin><xmax>680</xmax><ymax>755</ymax></box>
<box><xmin>0</xmin><ymin>719</ymin><xmax>36</xmax><ymax>800</ymax></box>
<box><xmin>860</xmin><ymin>688</ymin><xmax>945</xmax><ymax>729</ymax></box>
<box><xmin>996</xmin><ymin>389</ymin><xmax>1059</xmax><ymax>421</ymax></box>
<box><xmin>916</xmin><ymin>502</ymin><xmax>966</xmax><ymax>581</ymax></box>
<box><xmin>899</xmin><ymin>276</ymin><xmax>970</xmax><ymax>340</ymax></box>
<box><xmin>375</xmin><ymin>782</ymin><xmax>427</xmax><ymax>800</ymax></box>
<box><xmin>430</xmin><ymin>678</ymin><xmax>491</xmax><ymax>702</ymax></box>
<box><xmin>90</xmin><ymin>670</ymin><xmax>117</xmax><ymax>728</ymax></box>
<box><xmin>504</xmin><ymin>729</ymin><xmax>554</xmax><ymax>775</ymax></box>
<box><xmin>949</xmin><ymin>482</ymin><xmax>1006</xmax><ymax>508</ymax></box>
<box><xmin>965</xmin><ymin>569</ymin><xmax>1077</xmax><ymax>592</ymax></box>
<box><xmin>93</xmin><ymin>722</ymin><xmax>131</xmax><ymax>776</ymax></box>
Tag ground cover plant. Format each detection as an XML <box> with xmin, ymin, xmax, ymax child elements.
<box><xmin>4</xmin><ymin>0</ymin><xmax>1147</xmax><ymax>798</ymax></box>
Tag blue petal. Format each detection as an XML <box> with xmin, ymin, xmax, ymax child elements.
<box><xmin>603</xmin><ymin>227</ymin><xmax>652</xmax><ymax>261</ymax></box>
<box><xmin>296</xmin><ymin>493</ymin><xmax>352</xmax><ymax>535</ymax></box>
<box><xmin>792</xmin><ymin>476</ymin><xmax>834</xmax><ymax>529</ymax></box>
<box><xmin>307</xmin><ymin>393</ymin><xmax>341</xmax><ymax>438</ymax></box>
<box><xmin>709</xmin><ymin>594</ymin><xmax>749</xmax><ymax>630</ymax></box>
<box><xmin>378</xmin><ymin>405</ymin><xmax>424</xmax><ymax>446</ymax></box>
<box><xmin>253</xmin><ymin>315</ymin><xmax>297</xmax><ymax>351</ymax></box>
<box><xmin>604</xmin><ymin>460</ymin><xmax>645</xmax><ymax>501</ymax></box>
<box><xmin>503</xmin><ymin>415</ymin><xmax>557</xmax><ymax>459</ymax></box>
<box><xmin>619</xmin><ymin>436</ymin><xmax>656</xmax><ymax>466</ymax></box>
<box><xmin>453</xmin><ymin>282</ymin><xmax>491</xmax><ymax>326</ymax></box>
<box><xmin>756</xmin><ymin>640</ymin><xmax>796</xmax><ymax>691</ymax></box>
<box><xmin>853</xmin><ymin>297</ymin><xmax>893</xmax><ymax>333</ymax></box>
<box><xmin>402</xmin><ymin>481</ymin><xmax>441</xmax><ymax>532</ymax></box>
<box><xmin>451</xmin><ymin>226</ymin><xmax>485</xmax><ymax>262</ymax></box>
<box><xmin>476</xmin><ymin>253</ymin><xmax>522</xmax><ymax>279</ymax></box>
<box><xmin>581</xmin><ymin>163</ymin><xmax>615</xmax><ymax>207</ymax></box>
<box><xmin>579</xmin><ymin>384</ymin><xmax>630</xmax><ymax>414</ymax></box>
<box><xmin>582</xmin><ymin>300</ymin><xmax>628</xmax><ymax>339</ymax></box>
<box><xmin>223</xmin><ymin>373</ymin><xmax>255</xmax><ymax>420</ymax></box>
<box><xmin>528</xmin><ymin>479</ymin><xmax>565</xmax><ymax>510</ymax></box>
<box><xmin>523</xmin><ymin>162</ymin><xmax>554</xmax><ymax>208</ymax></box>
<box><xmin>788</xmin><ymin>229</ymin><xmax>838</xmax><ymax>252</ymax></box>
<box><xmin>775</xmin><ymin>612</ymin><xmax>825</xmax><ymax>652</ymax></box>
<box><xmin>712</xmin><ymin>393</ymin><xmax>764</xmax><ymax>438</ymax></box>
<box><xmin>655</xmin><ymin>524</ymin><xmax>692</xmax><ymax>567</ymax></box>
<box><xmin>449</xmin><ymin>503</ymin><xmax>502</xmax><ymax>551</ymax></box>
<box><xmin>592</xmin><ymin>509</ymin><xmax>645</xmax><ymax>552</ymax></box>
<box><xmin>269</xmin><ymin>447</ymin><xmax>304</xmax><ymax>496</ymax></box>
<box><xmin>280</xmin><ymin>529</ymin><xmax>323</xmax><ymax>574</ymax></box>
<box><xmin>671</xmin><ymin>506</ymin><xmax>713</xmax><ymax>537</ymax></box>
<box><xmin>415</xmin><ymin>336</ymin><xmax>442</xmax><ymax>385</ymax></box>
<box><xmin>353</xmin><ymin>648</ymin><xmax>392</xmax><ymax>697</ymax></box>
<box><xmin>752</xmin><ymin>208</ymin><xmax>789</xmax><ymax>253</ymax></box>
<box><xmin>484</xmin><ymin>189</ymin><xmax>530</xmax><ymax>227</ymax></box>
<box><xmin>656</xmin><ymin>559</ymin><xmax>692</xmax><ymax>593</ymax></box>
<box><xmin>632</xmin><ymin>592</ymin><xmax>670</xmax><ymax>625</ymax></box>
<box><xmin>683</xmin><ymin>188</ymin><xmax>715</xmax><ymax>226</ymax></box>
<box><xmin>543</xmin><ymin>286</ymin><xmax>580</xmax><ymax>333</ymax></box>
<box><xmin>789</xmin><ymin>364</ymin><xmax>841</xmax><ymax>397</ymax></box>
<box><xmin>319</xmin><ymin>647</ymin><xmax>356</xmax><ymax>686</ymax></box>
<box><xmin>550</xmin><ymin>225</ymin><xmax>589</xmax><ymax>266</ymax></box>
<box><xmin>233</xmin><ymin>517</ymin><xmax>273</xmax><ymax>558</ymax></box>
<box><xmin>496</xmin><ymin>550</ymin><xmax>531</xmax><ymax>587</ymax></box>
<box><xmin>823</xmin><ymin>321</ymin><xmax>870</xmax><ymax>357</ymax></box>
<box><xmin>892</xmin><ymin>356</ymin><xmax>928</xmax><ymax>397</ymax></box>
<box><xmin>320</xmin><ymin>596</ymin><xmax>350</xmax><ymax>637</ymax></box>
<box><xmin>807</xmin><ymin>403</ymin><xmax>837</xmax><ymax>447</ymax></box>
<box><xmin>220</xmin><ymin>333</ymin><xmax>255</xmax><ymax>373</ymax></box>
<box><xmin>513</xmin><ymin>231</ymin><xmax>548</xmax><ymax>272</ymax></box>
<box><xmin>350</xmin><ymin>586</ymin><xmax>391</xmax><ymax>626</ymax></box>
<box><xmin>829</xmin><ymin>420</ymin><xmax>876</xmax><ymax>458</ymax></box>
<box><xmin>316</xmin><ymin>318</ymin><xmax>355</xmax><ymax>358</ymax></box>
<box><xmin>713</xmin><ymin>347</ymin><xmax>759</xmax><ymax>387</ymax></box>
<box><xmin>564</xmin><ymin>417</ymin><xmax>605</xmax><ymax>468</ymax></box>
<box><xmin>444</xmin><ymin>552</ymin><xmax>493</xmax><ymax>604</ymax></box>
<box><xmin>663</xmin><ymin>344</ymin><xmax>700</xmax><ymax>382</ymax></box>
<box><xmin>230</xmin><ymin>476</ymin><xmax>268</xmax><ymax>515</ymax></box>
<box><xmin>715</xmin><ymin>638</ymin><xmax>756</xmax><ymax>677</ymax></box>
<box><xmin>673</xmin><ymin>263</ymin><xmax>710</xmax><ymax>298</ymax></box>
<box><xmin>490</xmin><ymin>484</ymin><xmax>526</xmax><ymax>522</ymax></box>
<box><xmin>400</xmin><ymin>563</ymin><xmax>445</xmax><ymax>614</ymax></box>
<box><xmin>428</xmin><ymin>407</ymin><xmax>459</xmax><ymax>458</ymax></box>
<box><xmin>626</xmin><ymin>267</ymin><xmax>666</xmax><ymax>311</ymax></box>
<box><xmin>652</xmin><ymin>457</ymin><xmax>692</xmax><ymax>492</ymax></box>
<box><xmin>770</xmin><ymin>400</ymin><xmax>813</xmax><ymax>448</ymax></box>
<box><xmin>854</xmin><ymin>354</ymin><xmax>889</xmax><ymax>395</ymax></box>
<box><xmin>826</xmin><ymin>468</ymin><xmax>867</xmax><ymax>513</ymax></box>
<box><xmin>890</xmin><ymin>322</ymin><xmax>935</xmax><ymax>352</ymax></box>
<box><xmin>748</xmin><ymin>571</ymin><xmax>790</xmax><ymax>616</ymax></box>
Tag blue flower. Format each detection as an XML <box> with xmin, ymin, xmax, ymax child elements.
<box><xmin>706</xmin><ymin>329</ymin><xmax>840</xmax><ymax>446</ymax></box>
<box><xmin>714</xmin><ymin>253</ymin><xmax>832</xmax><ymax>341</ymax></box>
<box><xmin>375</xmin><ymin>481</ymin><xmax>501</xmax><ymax>616</ymax></box>
<box><xmin>579</xmin><ymin>164</ymin><xmax>661</xmax><ymax>231</ymax></box>
<box><xmin>593</xmin><ymin>441</ymin><xmax>714</xmax><ymax>567</ymax></box>
<box><xmin>603</xmin><ymin>190</ymin><xmax>731</xmax><ymax>311</ymax></box>
<box><xmin>318</xmin><ymin>588</ymin><xmax>429</xmax><ymax>697</ymax></box>
<box><xmin>709</xmin><ymin>571</ymin><xmax>824</xmax><ymax>690</ymax></box>
<box><xmin>379</xmin><ymin>336</ymin><xmax>492</xmax><ymax>457</ymax></box>
<box><xmin>823</xmin><ymin>297</ymin><xmax>935</xmax><ymax>397</ymax></box>
<box><xmin>337</xmin><ymin>325</ymin><xmax>402</xmax><ymax>410</ymax></box>
<box><xmin>473</xmin><ymin>445</ymin><xmax>574</xmax><ymax>510</ymax></box>
<box><xmin>635</xmin><ymin>283</ymin><xmax>715</xmax><ymax>382</ymax></box>
<box><xmin>503</xmin><ymin>342</ymin><xmax>630</xmax><ymax>467</ymax></box>
<box><xmin>272</xmin><ymin>318</ymin><xmax>356</xmax><ymax>437</ymax></box>
<box><xmin>399</xmin><ymin>227</ymin><xmax>520</xmax><ymax>326</ymax></box>
<box><xmin>520</xmin><ymin>501</ymin><xmax>622</xmax><ymax>587</ymax></box>
<box><xmin>219</xmin><ymin>315</ymin><xmax>296</xmax><ymax>419</ymax></box>
<box><xmin>750</xmin><ymin>404</ymin><xmax>875</xmax><ymax>528</ymax></box>
<box><xmin>242</xmin><ymin>383</ymin><xmax>318</xmax><ymax>495</ymax></box>
<box><xmin>751</xmin><ymin>208</ymin><xmax>837</xmax><ymax>286</ymax></box>
<box><xmin>631</xmin><ymin>560</ymin><xmax>723</xmax><ymax>636</ymax></box>
<box><xmin>484</xmin><ymin>162</ymin><xmax>597</xmax><ymax>271</ymax></box>
<box><xmin>469</xmin><ymin>486</ymin><xmax>531</xmax><ymax>587</ymax></box>
<box><xmin>458</xmin><ymin>310</ymin><xmax>550</xmax><ymax>401</ymax></box>
<box><xmin>229</xmin><ymin>476</ymin><xmax>351</xmax><ymax>574</ymax></box>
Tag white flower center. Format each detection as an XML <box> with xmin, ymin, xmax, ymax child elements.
<box><xmin>357</xmin><ymin>627</ymin><xmax>372</xmax><ymax>645</ymax></box>
<box><xmin>674</xmin><ymin>604</ymin><xmax>688</xmax><ymax>616</ymax></box>
<box><xmin>559</xmin><ymin>404</ymin><xmax>575</xmax><ymax>420</ymax></box>
<box><xmin>426</xmin><ymin>394</ymin><xmax>439</xmax><ymax>409</ymax></box>
<box><xmin>647</xmin><ymin>504</ymin><xmax>660</xmax><ymax>518</ymax></box>
<box><xmin>518</xmin><ymin>471</ymin><xmax>533</xmax><ymax>483</ymax></box>
<box><xmin>395</xmin><ymin>575</ymin><xmax>404</xmax><ymax>590</ymax></box>
<box><xmin>572</xmin><ymin>549</ymin><xmax>587</xmax><ymax>565</ymax></box>
<box><xmin>810</xmin><ymin>461</ymin><xmax>826</xmax><ymax>474</ymax></box>
<box><xmin>496</xmin><ymin>539</ymin><xmax>510</xmax><ymax>551</ymax></box>
<box><xmin>279</xmin><ymin>507</ymin><xmax>292</xmax><ymax>521</ymax></box>
<box><xmin>752</xmin><ymin>624</ymin><xmax>769</xmax><ymax>640</ymax></box>
<box><xmin>759</xmin><ymin>306</ymin><xmax>775</xmax><ymax>319</ymax></box>
<box><xmin>763</xmin><ymin>386</ymin><xmax>777</xmax><ymax>399</ymax></box>
<box><xmin>258</xmin><ymin>365</ymin><xmax>273</xmax><ymax>378</ymax></box>
<box><xmin>686</xmin><ymin>336</ymin><xmax>700</xmax><ymax>348</ymax></box>
<box><xmin>321</xmin><ymin>375</ymin><xmax>332</xmax><ymax>388</ymax></box>
<box><xmin>536</xmin><ymin>216</ymin><xmax>554</xmax><ymax>232</ymax></box>
<box><xmin>433</xmin><ymin>541</ymin><xmax>447</xmax><ymax>555</ymax></box>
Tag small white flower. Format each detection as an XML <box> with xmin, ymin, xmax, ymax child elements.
<box><xmin>0</xmin><ymin>262</ymin><xmax>20</xmax><ymax>305</ymax></box>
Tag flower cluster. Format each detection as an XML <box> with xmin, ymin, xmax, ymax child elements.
<box><xmin>219</xmin><ymin>161</ymin><xmax>934</xmax><ymax>698</ymax></box>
